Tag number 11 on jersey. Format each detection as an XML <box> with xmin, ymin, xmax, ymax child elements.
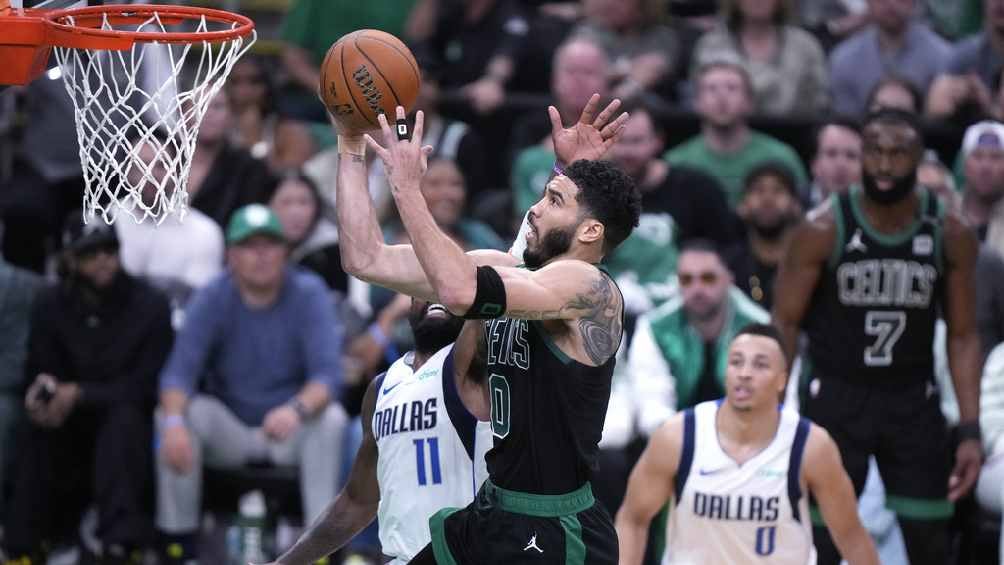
<box><xmin>413</xmin><ymin>437</ymin><xmax>442</xmax><ymax>486</ymax></box>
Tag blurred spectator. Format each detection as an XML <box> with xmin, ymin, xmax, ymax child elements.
<box><xmin>975</xmin><ymin>342</ymin><xmax>1004</xmax><ymax>565</ymax></box>
<box><xmin>798</xmin><ymin>0</ymin><xmax>870</xmax><ymax>50</ymax></box>
<box><xmin>923</xmin><ymin>0</ymin><xmax>984</xmax><ymax>41</ymax></box>
<box><xmin>959</xmin><ymin>121</ymin><xmax>1004</xmax><ymax>249</ymax></box>
<box><xmin>413</xmin><ymin>0</ymin><xmax>530</xmax><ymax>115</ymax></box>
<box><xmin>626</xmin><ymin>240</ymin><xmax>769</xmax><ymax>436</ymax></box>
<box><xmin>279</xmin><ymin>0</ymin><xmax>419</xmax><ymax>121</ymax></box>
<box><xmin>573</xmin><ymin>0</ymin><xmax>680</xmax><ymax>102</ymax></box>
<box><xmin>829</xmin><ymin>0</ymin><xmax>949</xmax><ymax>118</ymax></box>
<box><xmin>269</xmin><ymin>172</ymin><xmax>348</xmax><ymax>295</ymax></box>
<box><xmin>226</xmin><ymin>57</ymin><xmax>316</xmax><ymax>170</ymax></box>
<box><xmin>725</xmin><ymin>162</ymin><xmax>803</xmax><ymax>310</ymax></box>
<box><xmin>0</xmin><ymin>78</ymin><xmax>84</xmax><ymax>273</ymax></box>
<box><xmin>0</xmin><ymin>227</ymin><xmax>41</xmax><ymax>517</ymax></box>
<box><xmin>605</xmin><ymin>102</ymin><xmax>739</xmax><ymax>313</ymax></box>
<box><xmin>663</xmin><ymin>61</ymin><xmax>808</xmax><ymax>207</ymax></box>
<box><xmin>3</xmin><ymin>215</ymin><xmax>172</xmax><ymax>564</ymax></box>
<box><xmin>977</xmin><ymin>247</ymin><xmax>1004</xmax><ymax>358</ymax></box>
<box><xmin>115</xmin><ymin>135</ymin><xmax>224</xmax><ymax>310</ymax></box>
<box><xmin>866</xmin><ymin>74</ymin><xmax>924</xmax><ymax>114</ymax></box>
<box><xmin>155</xmin><ymin>205</ymin><xmax>347</xmax><ymax>564</ymax></box>
<box><xmin>509</xmin><ymin>36</ymin><xmax>611</xmax><ymax>159</ymax></box>
<box><xmin>186</xmin><ymin>94</ymin><xmax>277</xmax><ymax>228</ymax></box>
<box><xmin>691</xmin><ymin>0</ymin><xmax>829</xmax><ymax>116</ymax></box>
<box><xmin>809</xmin><ymin>116</ymin><xmax>863</xmax><ymax>205</ymax></box>
<box><xmin>918</xmin><ymin>149</ymin><xmax>962</xmax><ymax>212</ymax></box>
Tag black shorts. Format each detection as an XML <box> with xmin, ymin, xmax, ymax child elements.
<box><xmin>428</xmin><ymin>480</ymin><xmax>618</xmax><ymax>565</ymax></box>
<box><xmin>804</xmin><ymin>376</ymin><xmax>953</xmax><ymax>520</ymax></box>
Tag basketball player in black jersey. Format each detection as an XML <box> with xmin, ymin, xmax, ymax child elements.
<box><xmin>330</xmin><ymin>94</ymin><xmax>638</xmax><ymax>565</ymax></box>
<box><xmin>773</xmin><ymin>109</ymin><xmax>983</xmax><ymax>565</ymax></box>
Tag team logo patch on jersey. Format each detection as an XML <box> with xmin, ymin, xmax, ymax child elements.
<box><xmin>913</xmin><ymin>234</ymin><xmax>933</xmax><ymax>256</ymax></box>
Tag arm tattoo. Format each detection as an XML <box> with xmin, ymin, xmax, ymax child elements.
<box><xmin>567</xmin><ymin>274</ymin><xmax>622</xmax><ymax>365</ymax></box>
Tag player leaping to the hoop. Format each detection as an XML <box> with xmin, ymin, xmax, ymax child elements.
<box><xmin>330</xmin><ymin>94</ymin><xmax>637</xmax><ymax>565</ymax></box>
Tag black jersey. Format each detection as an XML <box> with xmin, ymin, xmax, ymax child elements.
<box><xmin>805</xmin><ymin>187</ymin><xmax>945</xmax><ymax>382</ymax></box>
<box><xmin>481</xmin><ymin>277</ymin><xmax>619</xmax><ymax>494</ymax></box>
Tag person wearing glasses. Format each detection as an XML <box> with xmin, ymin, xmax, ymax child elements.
<box><xmin>625</xmin><ymin>239</ymin><xmax>770</xmax><ymax>438</ymax></box>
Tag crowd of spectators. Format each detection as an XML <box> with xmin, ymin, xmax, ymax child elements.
<box><xmin>2</xmin><ymin>0</ymin><xmax>1004</xmax><ymax>564</ymax></box>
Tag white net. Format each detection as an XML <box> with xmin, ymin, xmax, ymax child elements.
<box><xmin>52</xmin><ymin>11</ymin><xmax>255</xmax><ymax>224</ymax></box>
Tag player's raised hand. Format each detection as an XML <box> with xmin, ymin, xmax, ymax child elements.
<box><xmin>550</xmin><ymin>93</ymin><xmax>629</xmax><ymax>165</ymax></box>
<box><xmin>948</xmin><ymin>438</ymin><xmax>983</xmax><ymax>501</ymax></box>
<box><xmin>364</xmin><ymin>106</ymin><xmax>434</xmax><ymax>194</ymax></box>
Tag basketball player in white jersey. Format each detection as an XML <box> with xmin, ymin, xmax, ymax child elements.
<box><xmin>263</xmin><ymin>298</ymin><xmax>492</xmax><ymax>565</ymax></box>
<box><xmin>615</xmin><ymin>324</ymin><xmax>880</xmax><ymax>565</ymax></box>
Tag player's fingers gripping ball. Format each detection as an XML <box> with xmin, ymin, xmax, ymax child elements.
<box><xmin>319</xmin><ymin>29</ymin><xmax>421</xmax><ymax>134</ymax></box>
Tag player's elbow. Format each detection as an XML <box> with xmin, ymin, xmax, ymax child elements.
<box><xmin>440</xmin><ymin>284</ymin><xmax>476</xmax><ymax>317</ymax></box>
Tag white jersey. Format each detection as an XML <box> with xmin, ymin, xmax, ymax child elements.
<box><xmin>665</xmin><ymin>401</ymin><xmax>815</xmax><ymax>565</ymax></box>
<box><xmin>374</xmin><ymin>344</ymin><xmax>492</xmax><ymax>564</ymax></box>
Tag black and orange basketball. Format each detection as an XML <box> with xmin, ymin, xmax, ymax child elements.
<box><xmin>319</xmin><ymin>29</ymin><xmax>421</xmax><ymax>134</ymax></box>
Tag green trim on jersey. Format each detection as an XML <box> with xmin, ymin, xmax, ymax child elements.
<box><xmin>828</xmin><ymin>193</ymin><xmax>846</xmax><ymax>269</ymax></box>
<box><xmin>484</xmin><ymin>480</ymin><xmax>595</xmax><ymax>517</ymax></box>
<box><xmin>559</xmin><ymin>515</ymin><xmax>587</xmax><ymax>565</ymax></box>
<box><xmin>429</xmin><ymin>507</ymin><xmax>462</xmax><ymax>565</ymax></box>
<box><xmin>849</xmin><ymin>186</ymin><xmax>930</xmax><ymax>246</ymax></box>
<box><xmin>886</xmin><ymin>495</ymin><xmax>954</xmax><ymax>519</ymax></box>
<box><xmin>932</xmin><ymin>197</ymin><xmax>946</xmax><ymax>273</ymax></box>
<box><xmin>810</xmin><ymin>505</ymin><xmax>824</xmax><ymax>526</ymax></box>
<box><xmin>532</xmin><ymin>321</ymin><xmax>573</xmax><ymax>365</ymax></box>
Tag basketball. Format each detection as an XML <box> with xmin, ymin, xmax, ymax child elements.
<box><xmin>319</xmin><ymin>29</ymin><xmax>422</xmax><ymax>134</ymax></box>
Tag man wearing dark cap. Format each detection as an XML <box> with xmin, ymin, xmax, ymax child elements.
<box><xmin>2</xmin><ymin>213</ymin><xmax>174</xmax><ymax>565</ymax></box>
<box><xmin>155</xmin><ymin>204</ymin><xmax>347</xmax><ymax>564</ymax></box>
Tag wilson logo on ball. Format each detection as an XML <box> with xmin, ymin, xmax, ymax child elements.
<box><xmin>352</xmin><ymin>65</ymin><xmax>383</xmax><ymax>114</ymax></box>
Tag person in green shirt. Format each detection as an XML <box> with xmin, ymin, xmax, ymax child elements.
<box><xmin>663</xmin><ymin>60</ymin><xmax>807</xmax><ymax>208</ymax></box>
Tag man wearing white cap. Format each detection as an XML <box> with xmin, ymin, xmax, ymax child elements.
<box><xmin>960</xmin><ymin>120</ymin><xmax>1004</xmax><ymax>254</ymax></box>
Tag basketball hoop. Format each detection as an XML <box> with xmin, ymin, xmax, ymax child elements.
<box><xmin>0</xmin><ymin>4</ymin><xmax>256</xmax><ymax>224</ymax></box>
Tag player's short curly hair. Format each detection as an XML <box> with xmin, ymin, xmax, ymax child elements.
<box><xmin>563</xmin><ymin>159</ymin><xmax>642</xmax><ymax>254</ymax></box>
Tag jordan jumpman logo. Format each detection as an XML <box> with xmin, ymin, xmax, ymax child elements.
<box><xmin>524</xmin><ymin>533</ymin><xmax>543</xmax><ymax>553</ymax></box>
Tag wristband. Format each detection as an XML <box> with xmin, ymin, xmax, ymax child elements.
<box><xmin>338</xmin><ymin>135</ymin><xmax>366</xmax><ymax>157</ymax></box>
<box><xmin>163</xmin><ymin>413</ymin><xmax>185</xmax><ymax>430</ymax></box>
<box><xmin>289</xmin><ymin>398</ymin><xmax>310</xmax><ymax>420</ymax></box>
<box><xmin>368</xmin><ymin>322</ymin><xmax>390</xmax><ymax>349</ymax></box>
<box><xmin>958</xmin><ymin>421</ymin><xmax>981</xmax><ymax>442</ymax></box>
<box><xmin>552</xmin><ymin>161</ymin><xmax>565</xmax><ymax>176</ymax></box>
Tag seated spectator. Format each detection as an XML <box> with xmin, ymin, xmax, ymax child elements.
<box><xmin>269</xmin><ymin>172</ymin><xmax>348</xmax><ymax>295</ymax></box>
<box><xmin>959</xmin><ymin>121</ymin><xmax>1004</xmax><ymax>247</ymax></box>
<box><xmin>186</xmin><ymin>94</ymin><xmax>277</xmax><ymax>228</ymax></box>
<box><xmin>226</xmin><ymin>57</ymin><xmax>316</xmax><ymax>170</ymax></box>
<box><xmin>115</xmin><ymin>134</ymin><xmax>224</xmax><ymax>309</ymax></box>
<box><xmin>976</xmin><ymin>342</ymin><xmax>1004</xmax><ymax>565</ymax></box>
<box><xmin>155</xmin><ymin>205</ymin><xmax>348</xmax><ymax>564</ymax></box>
<box><xmin>918</xmin><ymin>149</ymin><xmax>962</xmax><ymax>212</ymax></box>
<box><xmin>923</xmin><ymin>0</ymin><xmax>983</xmax><ymax>41</ymax></box>
<box><xmin>412</xmin><ymin>0</ymin><xmax>530</xmax><ymax>115</ymax></box>
<box><xmin>809</xmin><ymin>116</ymin><xmax>862</xmax><ymax>205</ymax></box>
<box><xmin>625</xmin><ymin>240</ymin><xmax>769</xmax><ymax>436</ymax></box>
<box><xmin>725</xmin><ymin>162</ymin><xmax>802</xmax><ymax>310</ymax></box>
<box><xmin>663</xmin><ymin>61</ymin><xmax>808</xmax><ymax>207</ymax></box>
<box><xmin>798</xmin><ymin>0</ymin><xmax>869</xmax><ymax>50</ymax></box>
<box><xmin>691</xmin><ymin>0</ymin><xmax>829</xmax><ymax>116</ymax></box>
<box><xmin>866</xmin><ymin>74</ymin><xmax>925</xmax><ymax>114</ymax></box>
<box><xmin>279</xmin><ymin>0</ymin><xmax>420</xmax><ymax>121</ymax></box>
<box><xmin>508</xmin><ymin>36</ymin><xmax>611</xmax><ymax>162</ymax></box>
<box><xmin>573</xmin><ymin>0</ymin><xmax>680</xmax><ymax>102</ymax></box>
<box><xmin>829</xmin><ymin>0</ymin><xmax>949</xmax><ymax>118</ymax></box>
<box><xmin>3</xmin><ymin>215</ymin><xmax>173</xmax><ymax>564</ymax></box>
<box><xmin>0</xmin><ymin>231</ymin><xmax>41</xmax><ymax>517</ymax></box>
<box><xmin>606</xmin><ymin>101</ymin><xmax>739</xmax><ymax>312</ymax></box>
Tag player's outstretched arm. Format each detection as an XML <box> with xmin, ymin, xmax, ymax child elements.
<box><xmin>942</xmin><ymin>213</ymin><xmax>984</xmax><ymax>501</ymax></box>
<box><xmin>615</xmin><ymin>416</ymin><xmax>683</xmax><ymax>565</ymax></box>
<box><xmin>264</xmin><ymin>377</ymin><xmax>383</xmax><ymax>565</ymax></box>
<box><xmin>803</xmin><ymin>425</ymin><xmax>880</xmax><ymax>565</ymax></box>
<box><xmin>771</xmin><ymin>204</ymin><xmax>835</xmax><ymax>363</ymax></box>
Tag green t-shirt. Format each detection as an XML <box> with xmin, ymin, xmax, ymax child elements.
<box><xmin>603</xmin><ymin>212</ymin><xmax>679</xmax><ymax>306</ymax></box>
<box><xmin>280</xmin><ymin>0</ymin><xmax>419</xmax><ymax>64</ymax></box>
<box><xmin>663</xmin><ymin>131</ymin><xmax>808</xmax><ymax>208</ymax></box>
<box><xmin>511</xmin><ymin>146</ymin><xmax>555</xmax><ymax>218</ymax></box>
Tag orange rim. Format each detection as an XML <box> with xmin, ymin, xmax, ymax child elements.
<box><xmin>43</xmin><ymin>4</ymin><xmax>254</xmax><ymax>48</ymax></box>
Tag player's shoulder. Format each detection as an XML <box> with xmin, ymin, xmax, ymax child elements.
<box><xmin>802</xmin><ymin>422</ymin><xmax>842</xmax><ymax>472</ymax></box>
<box><xmin>652</xmin><ymin>412</ymin><xmax>687</xmax><ymax>450</ymax></box>
<box><xmin>790</xmin><ymin>196</ymin><xmax>840</xmax><ymax>258</ymax></box>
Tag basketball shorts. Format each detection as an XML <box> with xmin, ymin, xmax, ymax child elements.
<box><xmin>428</xmin><ymin>480</ymin><xmax>618</xmax><ymax>565</ymax></box>
<box><xmin>804</xmin><ymin>376</ymin><xmax>953</xmax><ymax>520</ymax></box>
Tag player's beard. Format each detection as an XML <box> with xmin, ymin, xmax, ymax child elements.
<box><xmin>524</xmin><ymin>223</ymin><xmax>575</xmax><ymax>269</ymax></box>
<box><xmin>862</xmin><ymin>170</ymin><xmax>917</xmax><ymax>205</ymax></box>
<box><xmin>410</xmin><ymin>310</ymin><xmax>464</xmax><ymax>356</ymax></box>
